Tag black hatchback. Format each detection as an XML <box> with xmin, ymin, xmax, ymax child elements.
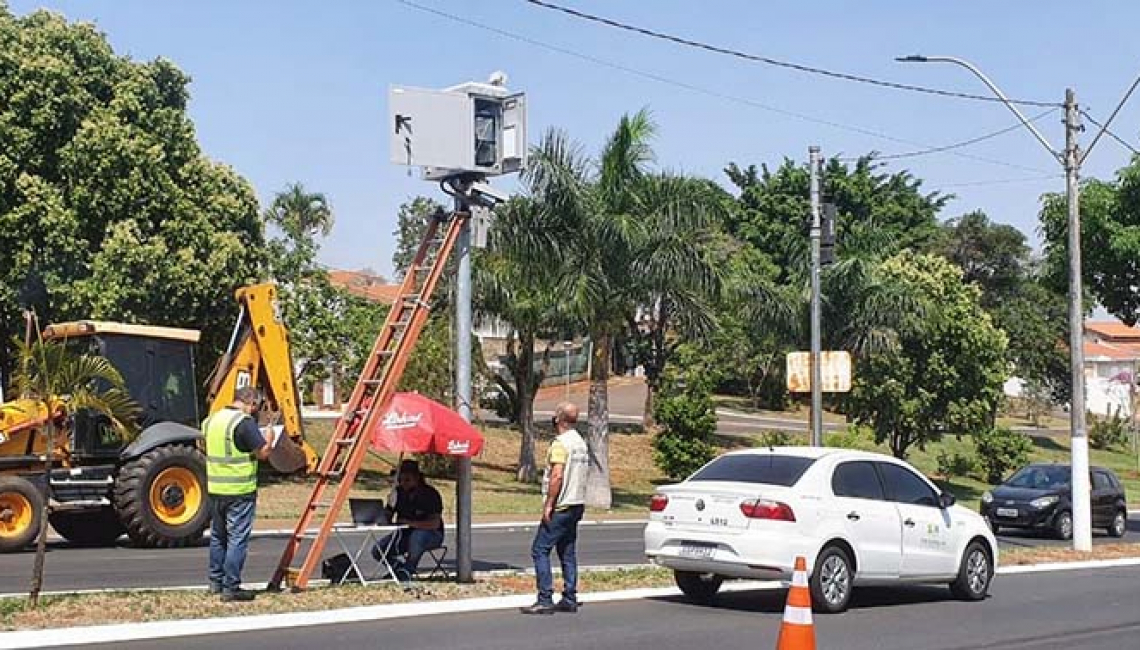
<box><xmin>980</xmin><ymin>464</ymin><xmax>1128</xmax><ymax>540</ymax></box>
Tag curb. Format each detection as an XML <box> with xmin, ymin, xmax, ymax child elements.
<box><xmin>3</xmin><ymin>556</ymin><xmax>1139</xmax><ymax>647</ymax></box>
<box><xmin>0</xmin><ymin>578</ymin><xmax>782</xmax><ymax>649</ymax></box>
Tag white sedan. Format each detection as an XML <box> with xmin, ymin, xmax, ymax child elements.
<box><xmin>644</xmin><ymin>446</ymin><xmax>997</xmax><ymax>613</ymax></box>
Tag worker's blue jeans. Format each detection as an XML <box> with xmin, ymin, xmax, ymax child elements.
<box><xmin>208</xmin><ymin>494</ymin><xmax>256</xmax><ymax>593</ymax></box>
<box><xmin>531</xmin><ymin>504</ymin><xmax>585</xmax><ymax>606</ymax></box>
<box><xmin>375</xmin><ymin>528</ymin><xmax>444</xmax><ymax>575</ymax></box>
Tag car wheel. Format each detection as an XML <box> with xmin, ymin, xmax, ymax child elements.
<box><xmin>1053</xmin><ymin>510</ymin><xmax>1073</xmax><ymax>541</ymax></box>
<box><xmin>1107</xmin><ymin>509</ymin><xmax>1127</xmax><ymax>538</ymax></box>
<box><xmin>809</xmin><ymin>546</ymin><xmax>854</xmax><ymax>614</ymax></box>
<box><xmin>950</xmin><ymin>540</ymin><xmax>993</xmax><ymax>601</ymax></box>
<box><xmin>674</xmin><ymin>571</ymin><xmax>723</xmax><ymax>604</ymax></box>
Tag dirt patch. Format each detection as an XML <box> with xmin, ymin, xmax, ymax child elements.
<box><xmin>999</xmin><ymin>543</ymin><xmax>1140</xmax><ymax>566</ymax></box>
<box><xmin>0</xmin><ymin>568</ymin><xmax>673</xmax><ymax>631</ymax></box>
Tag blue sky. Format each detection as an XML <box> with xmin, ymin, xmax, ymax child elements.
<box><xmin>9</xmin><ymin>0</ymin><xmax>1140</xmax><ymax>278</ymax></box>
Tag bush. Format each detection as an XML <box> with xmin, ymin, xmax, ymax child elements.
<box><xmin>973</xmin><ymin>427</ymin><xmax>1032</xmax><ymax>484</ymax></box>
<box><xmin>826</xmin><ymin>425</ymin><xmax>877</xmax><ymax>451</ymax></box>
<box><xmin>757</xmin><ymin>430</ymin><xmax>797</xmax><ymax>448</ymax></box>
<box><xmin>1089</xmin><ymin>410</ymin><xmax>1130</xmax><ymax>451</ymax></box>
<box><xmin>652</xmin><ymin>383</ymin><xmax>718</xmax><ymax>481</ymax></box>
<box><xmin>936</xmin><ymin>448</ymin><xmax>979</xmax><ymax>483</ymax></box>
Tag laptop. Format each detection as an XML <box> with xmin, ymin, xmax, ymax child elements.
<box><xmin>348</xmin><ymin>498</ymin><xmax>390</xmax><ymax>526</ymax></box>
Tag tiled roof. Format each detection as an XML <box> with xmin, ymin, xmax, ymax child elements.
<box><xmin>327</xmin><ymin>270</ymin><xmax>400</xmax><ymax>305</ymax></box>
<box><xmin>1084</xmin><ymin>341</ymin><xmax>1140</xmax><ymax>361</ymax></box>
<box><xmin>1086</xmin><ymin>320</ymin><xmax>1140</xmax><ymax>341</ymax></box>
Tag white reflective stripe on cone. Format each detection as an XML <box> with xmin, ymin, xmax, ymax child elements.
<box><xmin>791</xmin><ymin>572</ymin><xmax>809</xmax><ymax>587</ymax></box>
<box><xmin>783</xmin><ymin>605</ymin><xmax>813</xmax><ymax>625</ymax></box>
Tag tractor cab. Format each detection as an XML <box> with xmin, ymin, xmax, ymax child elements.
<box><xmin>42</xmin><ymin>321</ymin><xmax>201</xmax><ymax>461</ymax></box>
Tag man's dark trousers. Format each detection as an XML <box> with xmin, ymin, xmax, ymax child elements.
<box><xmin>530</xmin><ymin>504</ymin><xmax>585</xmax><ymax>607</ymax></box>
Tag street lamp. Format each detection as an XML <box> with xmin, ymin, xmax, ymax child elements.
<box><xmin>896</xmin><ymin>54</ymin><xmax>1093</xmax><ymax>551</ymax></box>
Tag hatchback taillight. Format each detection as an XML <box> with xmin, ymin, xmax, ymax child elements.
<box><xmin>649</xmin><ymin>494</ymin><xmax>669</xmax><ymax>512</ymax></box>
<box><xmin>740</xmin><ymin>498</ymin><xmax>795</xmax><ymax>521</ymax></box>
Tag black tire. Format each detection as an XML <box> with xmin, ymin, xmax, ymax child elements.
<box><xmin>113</xmin><ymin>444</ymin><xmax>210</xmax><ymax>548</ymax></box>
<box><xmin>809</xmin><ymin>545</ymin><xmax>854</xmax><ymax>614</ymax></box>
<box><xmin>1107</xmin><ymin>509</ymin><xmax>1127</xmax><ymax>538</ymax></box>
<box><xmin>0</xmin><ymin>476</ymin><xmax>43</xmax><ymax>552</ymax></box>
<box><xmin>49</xmin><ymin>508</ymin><xmax>125</xmax><ymax>547</ymax></box>
<box><xmin>949</xmin><ymin>540</ymin><xmax>993</xmax><ymax>601</ymax></box>
<box><xmin>1053</xmin><ymin>510</ymin><xmax>1073</xmax><ymax>541</ymax></box>
<box><xmin>674</xmin><ymin>571</ymin><xmax>723</xmax><ymax>604</ymax></box>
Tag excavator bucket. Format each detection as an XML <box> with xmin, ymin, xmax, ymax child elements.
<box><xmin>266</xmin><ymin>427</ymin><xmax>310</xmax><ymax>474</ymax></box>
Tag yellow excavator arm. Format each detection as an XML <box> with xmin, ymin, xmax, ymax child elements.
<box><xmin>206</xmin><ymin>283</ymin><xmax>318</xmax><ymax>474</ymax></box>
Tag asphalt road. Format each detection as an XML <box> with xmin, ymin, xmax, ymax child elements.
<box><xmin>0</xmin><ymin>522</ymin><xmax>646</xmax><ymax>594</ymax></box>
<box><xmin>71</xmin><ymin>565</ymin><xmax>1140</xmax><ymax>650</ymax></box>
<box><xmin>2</xmin><ymin>515</ymin><xmax>1136</xmax><ymax>594</ymax></box>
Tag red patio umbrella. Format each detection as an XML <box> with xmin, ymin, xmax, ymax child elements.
<box><xmin>369</xmin><ymin>392</ymin><xmax>484</xmax><ymax>457</ymax></box>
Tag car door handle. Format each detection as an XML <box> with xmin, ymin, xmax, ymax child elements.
<box><xmin>846</xmin><ymin>511</ymin><xmax>861</xmax><ymax>521</ymax></box>
<box><xmin>904</xmin><ymin>518</ymin><xmax>915</xmax><ymax>527</ymax></box>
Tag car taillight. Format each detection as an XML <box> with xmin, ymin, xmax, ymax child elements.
<box><xmin>649</xmin><ymin>494</ymin><xmax>669</xmax><ymax>512</ymax></box>
<box><xmin>740</xmin><ymin>498</ymin><xmax>796</xmax><ymax>521</ymax></box>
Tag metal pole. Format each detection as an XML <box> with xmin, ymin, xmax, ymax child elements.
<box><xmin>454</xmin><ymin>198</ymin><xmax>475</xmax><ymax>582</ymax></box>
<box><xmin>809</xmin><ymin>146</ymin><xmax>824</xmax><ymax>447</ymax></box>
<box><xmin>1065</xmin><ymin>89</ymin><xmax>1093</xmax><ymax>552</ymax></box>
<box><xmin>565</xmin><ymin>341</ymin><xmax>571</xmax><ymax>400</ymax></box>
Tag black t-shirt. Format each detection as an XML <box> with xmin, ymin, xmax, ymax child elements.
<box><xmin>231</xmin><ymin>415</ymin><xmax>267</xmax><ymax>454</ymax></box>
<box><xmin>393</xmin><ymin>484</ymin><xmax>444</xmax><ymax>532</ymax></box>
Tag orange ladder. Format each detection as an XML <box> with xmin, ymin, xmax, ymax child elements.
<box><xmin>268</xmin><ymin>209</ymin><xmax>467</xmax><ymax>591</ymax></box>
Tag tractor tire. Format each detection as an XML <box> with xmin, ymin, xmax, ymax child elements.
<box><xmin>114</xmin><ymin>444</ymin><xmax>210</xmax><ymax>548</ymax></box>
<box><xmin>49</xmin><ymin>508</ymin><xmax>125</xmax><ymax>547</ymax></box>
<box><xmin>0</xmin><ymin>476</ymin><xmax>43</xmax><ymax>552</ymax></box>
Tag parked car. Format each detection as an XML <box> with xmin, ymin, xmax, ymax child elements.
<box><xmin>643</xmin><ymin>447</ymin><xmax>997</xmax><ymax>613</ymax></box>
<box><xmin>980</xmin><ymin>463</ymin><xmax>1128</xmax><ymax>540</ymax></box>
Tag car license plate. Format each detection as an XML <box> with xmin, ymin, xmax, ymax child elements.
<box><xmin>996</xmin><ymin>508</ymin><xmax>1019</xmax><ymax>518</ymax></box>
<box><xmin>680</xmin><ymin>542</ymin><xmax>715</xmax><ymax>559</ymax></box>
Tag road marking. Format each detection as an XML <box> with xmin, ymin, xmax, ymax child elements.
<box><xmin>996</xmin><ymin>557</ymin><xmax>1140</xmax><ymax>575</ymax></box>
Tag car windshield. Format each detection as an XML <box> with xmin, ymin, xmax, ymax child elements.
<box><xmin>1005</xmin><ymin>466</ymin><xmax>1070</xmax><ymax>490</ymax></box>
<box><xmin>689</xmin><ymin>454</ymin><xmax>815</xmax><ymax>486</ymax></box>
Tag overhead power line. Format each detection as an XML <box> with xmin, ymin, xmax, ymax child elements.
<box><xmin>936</xmin><ymin>174</ymin><xmax>1062</xmax><ymax>188</ymax></box>
<box><xmin>1081</xmin><ymin>110</ymin><xmax>1140</xmax><ymax>157</ymax></box>
<box><xmin>521</xmin><ymin>0</ymin><xmax>1059</xmax><ymax>108</ymax></box>
<box><xmin>396</xmin><ymin>0</ymin><xmax>1053</xmax><ymax>174</ymax></box>
<box><xmin>870</xmin><ymin>108</ymin><xmax>1058</xmax><ymax>161</ymax></box>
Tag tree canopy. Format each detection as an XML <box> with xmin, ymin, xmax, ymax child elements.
<box><xmin>0</xmin><ymin>8</ymin><xmax>264</xmax><ymax>379</ymax></box>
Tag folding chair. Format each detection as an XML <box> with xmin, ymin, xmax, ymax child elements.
<box><xmin>419</xmin><ymin>545</ymin><xmax>449</xmax><ymax>580</ymax></box>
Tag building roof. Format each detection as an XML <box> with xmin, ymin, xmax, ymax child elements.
<box><xmin>1086</xmin><ymin>320</ymin><xmax>1140</xmax><ymax>342</ymax></box>
<box><xmin>327</xmin><ymin>270</ymin><xmax>401</xmax><ymax>305</ymax></box>
<box><xmin>43</xmin><ymin>321</ymin><xmax>201</xmax><ymax>343</ymax></box>
<box><xmin>1083</xmin><ymin>341</ymin><xmax>1139</xmax><ymax>362</ymax></box>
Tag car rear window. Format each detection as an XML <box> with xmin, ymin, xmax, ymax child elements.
<box><xmin>689</xmin><ymin>454</ymin><xmax>816</xmax><ymax>486</ymax></box>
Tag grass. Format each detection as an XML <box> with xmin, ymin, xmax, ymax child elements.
<box><xmin>1000</xmin><ymin>542</ymin><xmax>1140</xmax><ymax>565</ymax></box>
<box><xmin>257</xmin><ymin>420</ymin><xmax>664</xmax><ymax>524</ymax></box>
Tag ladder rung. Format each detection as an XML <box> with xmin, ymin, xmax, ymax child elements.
<box><xmin>336</xmin><ymin>438</ymin><xmax>355</xmax><ymax>446</ymax></box>
<box><xmin>310</xmin><ymin>501</ymin><xmax>333</xmax><ymax>509</ymax></box>
<box><xmin>324</xmin><ymin>471</ymin><xmax>343</xmax><ymax>480</ymax></box>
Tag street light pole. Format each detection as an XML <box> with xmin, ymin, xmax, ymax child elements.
<box><xmin>808</xmin><ymin>146</ymin><xmax>824</xmax><ymax>447</ymax></box>
<box><xmin>896</xmin><ymin>55</ymin><xmax>1104</xmax><ymax>550</ymax></box>
<box><xmin>454</xmin><ymin>198</ymin><xmax>475</xmax><ymax>581</ymax></box>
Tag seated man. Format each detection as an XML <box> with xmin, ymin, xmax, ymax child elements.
<box><xmin>372</xmin><ymin>459</ymin><xmax>444</xmax><ymax>580</ymax></box>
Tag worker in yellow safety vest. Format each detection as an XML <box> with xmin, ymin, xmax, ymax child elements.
<box><xmin>204</xmin><ymin>387</ymin><xmax>275</xmax><ymax>602</ymax></box>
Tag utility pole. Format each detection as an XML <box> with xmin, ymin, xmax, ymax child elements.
<box><xmin>1063</xmin><ymin>89</ymin><xmax>1093</xmax><ymax>551</ymax></box>
<box><xmin>809</xmin><ymin>146</ymin><xmax>824</xmax><ymax>447</ymax></box>
<box><xmin>454</xmin><ymin>198</ymin><xmax>475</xmax><ymax>581</ymax></box>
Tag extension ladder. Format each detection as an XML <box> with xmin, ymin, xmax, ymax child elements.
<box><xmin>268</xmin><ymin>209</ymin><xmax>467</xmax><ymax>591</ymax></box>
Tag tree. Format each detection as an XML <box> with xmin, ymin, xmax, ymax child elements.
<box><xmin>392</xmin><ymin>197</ymin><xmax>446</xmax><ymax>279</ymax></box>
<box><xmin>1040</xmin><ymin>161</ymin><xmax>1140</xmax><ymax>324</ymax></box>
<box><xmin>0</xmin><ymin>9</ymin><xmax>266</xmax><ymax>383</ymax></box>
<box><xmin>847</xmin><ymin>252</ymin><xmax>1008</xmax><ymax>459</ymax></box>
<box><xmin>937</xmin><ymin>210</ymin><xmax>1030</xmax><ymax>306</ymax></box>
<box><xmin>12</xmin><ymin>339</ymin><xmax>137</xmax><ymax>606</ymax></box>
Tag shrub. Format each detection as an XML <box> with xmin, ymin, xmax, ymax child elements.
<box><xmin>826</xmin><ymin>425</ymin><xmax>877</xmax><ymax>451</ymax></box>
<box><xmin>936</xmin><ymin>448</ymin><xmax>979</xmax><ymax>483</ymax></box>
<box><xmin>1089</xmin><ymin>410</ymin><xmax>1130</xmax><ymax>451</ymax></box>
<box><xmin>652</xmin><ymin>385</ymin><xmax>718</xmax><ymax>481</ymax></box>
<box><xmin>757</xmin><ymin>430</ymin><xmax>797</xmax><ymax>448</ymax></box>
<box><xmin>973</xmin><ymin>426</ymin><xmax>1032</xmax><ymax>484</ymax></box>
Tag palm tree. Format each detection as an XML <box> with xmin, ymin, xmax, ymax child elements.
<box><xmin>13</xmin><ymin>339</ymin><xmax>137</xmax><ymax>606</ymax></box>
<box><xmin>265</xmin><ymin>182</ymin><xmax>334</xmax><ymax>240</ymax></box>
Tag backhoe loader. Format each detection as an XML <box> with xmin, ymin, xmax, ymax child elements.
<box><xmin>0</xmin><ymin>283</ymin><xmax>317</xmax><ymax>552</ymax></box>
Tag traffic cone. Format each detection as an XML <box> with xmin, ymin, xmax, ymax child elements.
<box><xmin>776</xmin><ymin>556</ymin><xmax>816</xmax><ymax>650</ymax></box>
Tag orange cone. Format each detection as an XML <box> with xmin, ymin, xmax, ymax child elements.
<box><xmin>776</xmin><ymin>556</ymin><xmax>816</xmax><ymax>650</ymax></box>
